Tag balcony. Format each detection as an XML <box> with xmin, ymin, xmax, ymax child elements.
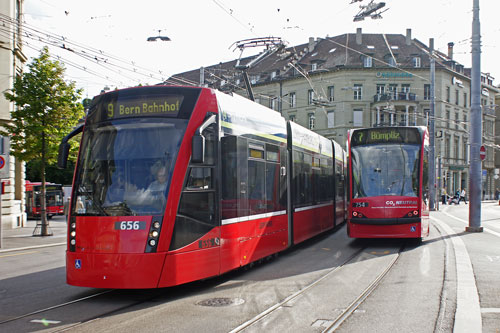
<box><xmin>373</xmin><ymin>92</ymin><xmax>417</xmax><ymax>103</ymax></box>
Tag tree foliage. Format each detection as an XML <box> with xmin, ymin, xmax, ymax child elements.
<box><xmin>1</xmin><ymin>47</ymin><xmax>84</xmax><ymax>163</ymax></box>
<box><xmin>1</xmin><ymin>47</ymin><xmax>84</xmax><ymax>232</ymax></box>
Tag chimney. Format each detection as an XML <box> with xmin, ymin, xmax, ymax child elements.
<box><xmin>448</xmin><ymin>42</ymin><xmax>454</xmax><ymax>59</ymax></box>
<box><xmin>429</xmin><ymin>38</ymin><xmax>434</xmax><ymax>52</ymax></box>
<box><xmin>308</xmin><ymin>37</ymin><xmax>316</xmax><ymax>52</ymax></box>
<box><xmin>406</xmin><ymin>29</ymin><xmax>411</xmax><ymax>45</ymax></box>
<box><xmin>356</xmin><ymin>28</ymin><xmax>362</xmax><ymax>45</ymax></box>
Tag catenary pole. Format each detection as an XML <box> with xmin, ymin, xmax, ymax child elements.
<box><xmin>429</xmin><ymin>39</ymin><xmax>436</xmax><ymax>211</ymax></box>
<box><xmin>467</xmin><ymin>0</ymin><xmax>483</xmax><ymax>232</ymax></box>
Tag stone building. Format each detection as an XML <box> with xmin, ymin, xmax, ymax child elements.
<box><xmin>0</xmin><ymin>0</ymin><xmax>27</xmax><ymax>228</ymax></box>
<box><xmin>172</xmin><ymin>28</ymin><xmax>499</xmax><ymax>198</ymax></box>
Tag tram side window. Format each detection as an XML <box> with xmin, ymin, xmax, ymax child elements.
<box><xmin>170</xmin><ymin>123</ymin><xmax>217</xmax><ymax>251</ymax></box>
<box><xmin>221</xmin><ymin>136</ymin><xmax>238</xmax><ymax>219</ymax></box>
<box><xmin>248</xmin><ymin>144</ymin><xmax>266</xmax><ymax>215</ymax></box>
<box><xmin>265</xmin><ymin>144</ymin><xmax>281</xmax><ymax>212</ymax></box>
<box><xmin>293</xmin><ymin>150</ymin><xmax>313</xmax><ymax>207</ymax></box>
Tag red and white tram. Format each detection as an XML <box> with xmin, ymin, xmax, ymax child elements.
<box><xmin>59</xmin><ymin>86</ymin><xmax>347</xmax><ymax>288</ymax></box>
<box><xmin>346</xmin><ymin>126</ymin><xmax>430</xmax><ymax>239</ymax></box>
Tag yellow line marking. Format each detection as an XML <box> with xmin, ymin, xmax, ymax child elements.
<box><xmin>0</xmin><ymin>250</ymin><xmax>38</xmax><ymax>258</ymax></box>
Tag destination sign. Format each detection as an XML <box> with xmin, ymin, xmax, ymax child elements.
<box><xmin>106</xmin><ymin>95</ymin><xmax>184</xmax><ymax>119</ymax></box>
<box><xmin>351</xmin><ymin>127</ymin><xmax>421</xmax><ymax>146</ymax></box>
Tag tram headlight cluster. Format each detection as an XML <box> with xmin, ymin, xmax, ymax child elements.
<box><xmin>69</xmin><ymin>217</ymin><xmax>77</xmax><ymax>251</ymax></box>
<box><xmin>146</xmin><ymin>217</ymin><xmax>163</xmax><ymax>253</ymax></box>
<box><xmin>352</xmin><ymin>211</ymin><xmax>364</xmax><ymax>218</ymax></box>
<box><xmin>405</xmin><ymin>210</ymin><xmax>419</xmax><ymax>218</ymax></box>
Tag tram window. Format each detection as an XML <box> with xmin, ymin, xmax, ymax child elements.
<box><xmin>171</xmin><ymin>192</ymin><xmax>215</xmax><ymax>250</ymax></box>
<box><xmin>266</xmin><ymin>144</ymin><xmax>280</xmax><ymax>162</ymax></box>
<box><xmin>293</xmin><ymin>150</ymin><xmax>313</xmax><ymax>206</ymax></box>
<box><xmin>266</xmin><ymin>162</ymin><xmax>280</xmax><ymax>212</ymax></box>
<box><xmin>248</xmin><ymin>160</ymin><xmax>266</xmax><ymax>214</ymax></box>
<box><xmin>249</xmin><ymin>143</ymin><xmax>265</xmax><ymax>160</ymax></box>
<box><xmin>186</xmin><ymin>167</ymin><xmax>212</xmax><ymax>190</ymax></box>
<box><xmin>203</xmin><ymin>124</ymin><xmax>216</xmax><ymax>165</ymax></box>
<box><xmin>221</xmin><ymin>136</ymin><xmax>238</xmax><ymax>219</ymax></box>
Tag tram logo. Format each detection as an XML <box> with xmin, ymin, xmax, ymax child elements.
<box><xmin>75</xmin><ymin>259</ymin><xmax>82</xmax><ymax>269</ymax></box>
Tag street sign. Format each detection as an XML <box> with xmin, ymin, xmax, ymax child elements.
<box><xmin>479</xmin><ymin>145</ymin><xmax>486</xmax><ymax>161</ymax></box>
<box><xmin>0</xmin><ymin>155</ymin><xmax>9</xmax><ymax>179</ymax></box>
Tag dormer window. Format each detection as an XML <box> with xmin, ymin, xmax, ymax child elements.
<box><xmin>412</xmin><ymin>56</ymin><xmax>421</xmax><ymax>68</ymax></box>
<box><xmin>363</xmin><ymin>55</ymin><xmax>373</xmax><ymax>68</ymax></box>
<box><xmin>311</xmin><ymin>63</ymin><xmax>318</xmax><ymax>71</ymax></box>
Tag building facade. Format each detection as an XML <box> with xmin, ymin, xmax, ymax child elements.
<box><xmin>0</xmin><ymin>0</ymin><xmax>27</xmax><ymax>228</ymax></box>
<box><xmin>173</xmin><ymin>28</ymin><xmax>499</xmax><ymax>199</ymax></box>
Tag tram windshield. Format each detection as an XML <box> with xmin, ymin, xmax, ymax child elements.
<box><xmin>72</xmin><ymin>118</ymin><xmax>187</xmax><ymax>216</ymax></box>
<box><xmin>351</xmin><ymin>143</ymin><xmax>420</xmax><ymax>198</ymax></box>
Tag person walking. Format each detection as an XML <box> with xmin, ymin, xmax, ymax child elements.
<box><xmin>458</xmin><ymin>188</ymin><xmax>467</xmax><ymax>204</ymax></box>
<box><xmin>441</xmin><ymin>188</ymin><xmax>447</xmax><ymax>205</ymax></box>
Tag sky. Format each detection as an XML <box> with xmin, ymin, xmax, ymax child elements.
<box><xmin>22</xmin><ymin>0</ymin><xmax>500</xmax><ymax>99</ymax></box>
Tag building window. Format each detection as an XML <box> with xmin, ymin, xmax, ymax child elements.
<box><xmin>327</xmin><ymin>111</ymin><xmax>335</xmax><ymax>128</ymax></box>
<box><xmin>463</xmin><ymin>138</ymin><xmax>468</xmax><ymax>162</ymax></box>
<box><xmin>363</xmin><ymin>56</ymin><xmax>372</xmax><ymax>68</ymax></box>
<box><xmin>308</xmin><ymin>113</ymin><xmax>315</xmax><ymax>130</ymax></box>
<box><xmin>455</xmin><ymin>90</ymin><xmax>459</xmax><ymax>105</ymax></box>
<box><xmin>376</xmin><ymin>84</ymin><xmax>385</xmax><ymax>95</ymax></box>
<box><xmin>455</xmin><ymin>112</ymin><xmax>459</xmax><ymax>130</ymax></box>
<box><xmin>446</xmin><ymin>110</ymin><xmax>450</xmax><ymax>128</ymax></box>
<box><xmin>412</xmin><ymin>57</ymin><xmax>421</xmax><ymax>68</ymax></box>
<box><xmin>353</xmin><ymin>109</ymin><xmax>363</xmax><ymax>126</ymax></box>
<box><xmin>463</xmin><ymin>115</ymin><xmax>467</xmax><ymax>131</ymax></box>
<box><xmin>311</xmin><ymin>63</ymin><xmax>318</xmax><ymax>71</ymax></box>
<box><xmin>389</xmin><ymin>84</ymin><xmax>398</xmax><ymax>99</ymax></box>
<box><xmin>424</xmin><ymin>84</ymin><xmax>431</xmax><ymax>100</ymax></box>
<box><xmin>289</xmin><ymin>92</ymin><xmax>296</xmax><ymax>108</ymax></box>
<box><xmin>353</xmin><ymin>84</ymin><xmax>362</xmax><ymax>100</ymax></box>
<box><xmin>328</xmin><ymin>86</ymin><xmax>334</xmax><ymax>102</ymax></box>
<box><xmin>454</xmin><ymin>136</ymin><xmax>460</xmax><ymax>160</ymax></box>
<box><xmin>308</xmin><ymin>89</ymin><xmax>315</xmax><ymax>105</ymax></box>
<box><xmin>445</xmin><ymin>134</ymin><xmax>451</xmax><ymax>159</ymax></box>
<box><xmin>270</xmin><ymin>97</ymin><xmax>277</xmax><ymax>110</ymax></box>
<box><xmin>385</xmin><ymin>55</ymin><xmax>397</xmax><ymax>67</ymax></box>
<box><xmin>401</xmin><ymin>84</ymin><xmax>410</xmax><ymax>93</ymax></box>
<box><xmin>446</xmin><ymin>86</ymin><xmax>450</xmax><ymax>103</ymax></box>
<box><xmin>463</xmin><ymin>92</ymin><xmax>467</xmax><ymax>108</ymax></box>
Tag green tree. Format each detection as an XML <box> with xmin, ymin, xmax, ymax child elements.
<box><xmin>1</xmin><ymin>47</ymin><xmax>84</xmax><ymax>235</ymax></box>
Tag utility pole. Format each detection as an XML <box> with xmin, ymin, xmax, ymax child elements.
<box><xmin>467</xmin><ymin>0</ymin><xmax>483</xmax><ymax>232</ymax></box>
<box><xmin>429</xmin><ymin>38</ymin><xmax>436</xmax><ymax>211</ymax></box>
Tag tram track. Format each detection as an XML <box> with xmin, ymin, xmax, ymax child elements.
<box><xmin>230</xmin><ymin>243</ymin><xmax>404</xmax><ymax>333</ymax></box>
<box><xmin>0</xmin><ymin>289</ymin><xmax>114</xmax><ymax>326</ymax></box>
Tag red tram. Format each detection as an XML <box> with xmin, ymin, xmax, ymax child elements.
<box><xmin>25</xmin><ymin>181</ymin><xmax>64</xmax><ymax>218</ymax></box>
<box><xmin>347</xmin><ymin>126</ymin><xmax>430</xmax><ymax>239</ymax></box>
<box><xmin>58</xmin><ymin>86</ymin><xmax>347</xmax><ymax>289</ymax></box>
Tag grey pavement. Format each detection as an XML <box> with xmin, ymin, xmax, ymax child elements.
<box><xmin>0</xmin><ymin>215</ymin><xmax>67</xmax><ymax>253</ymax></box>
<box><xmin>0</xmin><ymin>202</ymin><xmax>499</xmax><ymax>331</ymax></box>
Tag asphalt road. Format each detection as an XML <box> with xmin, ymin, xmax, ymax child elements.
<box><xmin>0</xmin><ymin>212</ymin><xmax>464</xmax><ymax>333</ymax></box>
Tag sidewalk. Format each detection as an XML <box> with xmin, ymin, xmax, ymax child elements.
<box><xmin>432</xmin><ymin>200</ymin><xmax>500</xmax><ymax>332</ymax></box>
<box><xmin>0</xmin><ymin>216</ymin><xmax>67</xmax><ymax>253</ymax></box>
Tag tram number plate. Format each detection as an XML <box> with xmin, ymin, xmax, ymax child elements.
<box><xmin>353</xmin><ymin>202</ymin><xmax>369</xmax><ymax>208</ymax></box>
<box><xmin>115</xmin><ymin>221</ymin><xmax>146</xmax><ymax>230</ymax></box>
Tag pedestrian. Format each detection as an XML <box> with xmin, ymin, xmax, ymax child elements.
<box><xmin>441</xmin><ymin>188</ymin><xmax>447</xmax><ymax>205</ymax></box>
<box><xmin>495</xmin><ymin>188</ymin><xmax>499</xmax><ymax>200</ymax></box>
<box><xmin>458</xmin><ymin>188</ymin><xmax>467</xmax><ymax>204</ymax></box>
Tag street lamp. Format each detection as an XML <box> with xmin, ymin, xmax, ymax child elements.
<box><xmin>147</xmin><ymin>30</ymin><xmax>171</xmax><ymax>42</ymax></box>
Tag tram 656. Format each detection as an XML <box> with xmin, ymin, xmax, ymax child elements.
<box><xmin>58</xmin><ymin>85</ymin><xmax>347</xmax><ymax>288</ymax></box>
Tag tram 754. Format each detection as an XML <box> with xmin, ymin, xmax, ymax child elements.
<box><xmin>347</xmin><ymin>126</ymin><xmax>429</xmax><ymax>239</ymax></box>
<box><xmin>58</xmin><ymin>85</ymin><xmax>347</xmax><ymax>289</ymax></box>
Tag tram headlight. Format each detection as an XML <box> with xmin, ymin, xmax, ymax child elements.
<box><xmin>151</xmin><ymin>230</ymin><xmax>159</xmax><ymax>238</ymax></box>
<box><xmin>70</xmin><ymin>239</ymin><xmax>76</xmax><ymax>246</ymax></box>
<box><xmin>353</xmin><ymin>211</ymin><xmax>358</xmax><ymax>217</ymax></box>
<box><xmin>153</xmin><ymin>221</ymin><xmax>160</xmax><ymax>229</ymax></box>
<box><xmin>71</xmin><ymin>223</ymin><xmax>76</xmax><ymax>229</ymax></box>
<box><xmin>149</xmin><ymin>239</ymin><xmax>156</xmax><ymax>247</ymax></box>
<box><xmin>70</xmin><ymin>231</ymin><xmax>76</xmax><ymax>237</ymax></box>
<box><xmin>413</xmin><ymin>210</ymin><xmax>419</xmax><ymax>216</ymax></box>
